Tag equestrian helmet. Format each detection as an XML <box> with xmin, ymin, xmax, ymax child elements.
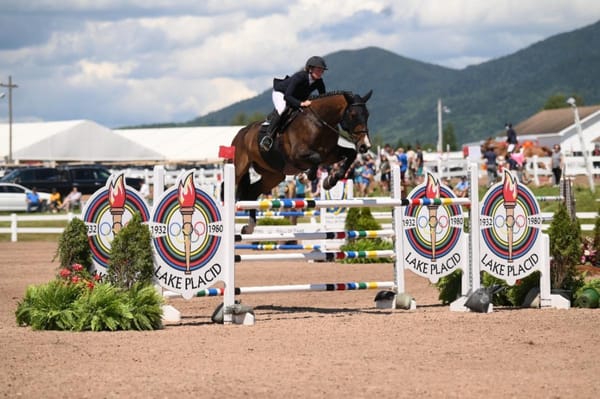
<box><xmin>306</xmin><ymin>56</ymin><xmax>328</xmax><ymax>70</ymax></box>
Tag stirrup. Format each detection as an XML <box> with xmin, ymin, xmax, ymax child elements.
<box><xmin>260</xmin><ymin>136</ymin><xmax>273</xmax><ymax>152</ymax></box>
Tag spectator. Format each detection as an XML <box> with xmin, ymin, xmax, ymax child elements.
<box><xmin>59</xmin><ymin>187</ymin><xmax>82</xmax><ymax>212</ymax></box>
<box><xmin>139</xmin><ymin>180</ymin><xmax>150</xmax><ymax>201</ymax></box>
<box><xmin>294</xmin><ymin>173</ymin><xmax>309</xmax><ymax>199</ymax></box>
<box><xmin>453</xmin><ymin>176</ymin><xmax>469</xmax><ymax>198</ymax></box>
<box><xmin>551</xmin><ymin>144</ymin><xmax>565</xmax><ymax>187</ymax></box>
<box><xmin>406</xmin><ymin>145</ymin><xmax>416</xmax><ymax>184</ymax></box>
<box><xmin>361</xmin><ymin>156</ymin><xmax>375</xmax><ymax>195</ymax></box>
<box><xmin>414</xmin><ymin>145</ymin><xmax>424</xmax><ymax>184</ymax></box>
<box><xmin>378</xmin><ymin>146</ymin><xmax>392</xmax><ymax>194</ymax></box>
<box><xmin>396</xmin><ymin>147</ymin><xmax>408</xmax><ymax>187</ymax></box>
<box><xmin>26</xmin><ymin>187</ymin><xmax>43</xmax><ymax>213</ymax></box>
<box><xmin>482</xmin><ymin>146</ymin><xmax>498</xmax><ymax>187</ymax></box>
<box><xmin>592</xmin><ymin>144</ymin><xmax>600</xmax><ymax>170</ymax></box>
<box><xmin>48</xmin><ymin>188</ymin><xmax>62</xmax><ymax>213</ymax></box>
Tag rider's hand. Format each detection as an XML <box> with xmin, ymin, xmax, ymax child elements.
<box><xmin>300</xmin><ymin>100</ymin><xmax>311</xmax><ymax>107</ymax></box>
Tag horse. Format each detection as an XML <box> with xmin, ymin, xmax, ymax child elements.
<box><xmin>480</xmin><ymin>137</ymin><xmax>552</xmax><ymax>159</ymax></box>
<box><xmin>231</xmin><ymin>90</ymin><xmax>373</xmax><ymax>233</ymax></box>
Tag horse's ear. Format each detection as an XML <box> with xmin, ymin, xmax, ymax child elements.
<box><xmin>362</xmin><ymin>90</ymin><xmax>373</xmax><ymax>102</ymax></box>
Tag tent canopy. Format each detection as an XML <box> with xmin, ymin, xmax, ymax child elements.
<box><xmin>1</xmin><ymin>120</ymin><xmax>243</xmax><ymax>163</ymax></box>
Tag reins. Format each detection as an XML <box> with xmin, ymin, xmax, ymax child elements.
<box><xmin>304</xmin><ymin>106</ymin><xmax>340</xmax><ymax>135</ymax></box>
<box><xmin>304</xmin><ymin>100</ymin><xmax>369</xmax><ymax>141</ymax></box>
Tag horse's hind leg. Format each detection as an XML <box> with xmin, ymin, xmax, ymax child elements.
<box><xmin>238</xmin><ymin>173</ymin><xmax>278</xmax><ymax>234</ymax></box>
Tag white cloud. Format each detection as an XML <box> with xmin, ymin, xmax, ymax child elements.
<box><xmin>0</xmin><ymin>0</ymin><xmax>599</xmax><ymax>127</ymax></box>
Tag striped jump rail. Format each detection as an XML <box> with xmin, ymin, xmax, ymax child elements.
<box><xmin>236</xmin><ymin>243</ymin><xmax>326</xmax><ymax>250</ymax></box>
<box><xmin>235</xmin><ymin>250</ymin><xmax>395</xmax><ymax>262</ymax></box>
<box><xmin>196</xmin><ymin>281</ymin><xmax>395</xmax><ymax>297</ymax></box>
<box><xmin>235</xmin><ymin>229</ymin><xmax>396</xmax><ymax>242</ymax></box>
<box><xmin>235</xmin><ymin>210</ymin><xmax>321</xmax><ymax>217</ymax></box>
<box><xmin>535</xmin><ymin>196</ymin><xmax>564</xmax><ymax>202</ymax></box>
<box><xmin>236</xmin><ymin>197</ymin><xmax>472</xmax><ymax>211</ymax></box>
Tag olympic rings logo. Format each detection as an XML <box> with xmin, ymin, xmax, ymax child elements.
<box><xmin>417</xmin><ymin>215</ymin><xmax>450</xmax><ymax>233</ymax></box>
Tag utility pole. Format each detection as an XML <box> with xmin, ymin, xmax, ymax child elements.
<box><xmin>0</xmin><ymin>76</ymin><xmax>18</xmax><ymax>163</ymax></box>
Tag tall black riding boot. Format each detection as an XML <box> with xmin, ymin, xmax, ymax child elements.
<box><xmin>259</xmin><ymin>112</ymin><xmax>281</xmax><ymax>152</ymax></box>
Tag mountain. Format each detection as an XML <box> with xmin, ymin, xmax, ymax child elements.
<box><xmin>177</xmin><ymin>20</ymin><xmax>600</xmax><ymax>146</ymax></box>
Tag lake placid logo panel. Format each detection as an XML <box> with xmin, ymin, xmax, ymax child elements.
<box><xmin>150</xmin><ymin>170</ymin><xmax>225</xmax><ymax>299</ymax></box>
<box><xmin>83</xmin><ymin>173</ymin><xmax>150</xmax><ymax>276</ymax></box>
<box><xmin>402</xmin><ymin>173</ymin><xmax>467</xmax><ymax>282</ymax></box>
<box><xmin>479</xmin><ymin>169</ymin><xmax>543</xmax><ymax>285</ymax></box>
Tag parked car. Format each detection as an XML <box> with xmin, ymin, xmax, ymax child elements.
<box><xmin>0</xmin><ymin>183</ymin><xmax>52</xmax><ymax>212</ymax></box>
<box><xmin>0</xmin><ymin>165</ymin><xmax>143</xmax><ymax>197</ymax></box>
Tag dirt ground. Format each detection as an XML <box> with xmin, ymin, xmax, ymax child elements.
<box><xmin>1</xmin><ymin>242</ymin><xmax>600</xmax><ymax>398</ymax></box>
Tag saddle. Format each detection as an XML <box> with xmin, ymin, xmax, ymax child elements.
<box><xmin>257</xmin><ymin>108</ymin><xmax>300</xmax><ymax>170</ymax></box>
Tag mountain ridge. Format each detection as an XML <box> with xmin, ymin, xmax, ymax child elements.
<box><xmin>133</xmin><ymin>20</ymin><xmax>600</xmax><ymax>146</ymax></box>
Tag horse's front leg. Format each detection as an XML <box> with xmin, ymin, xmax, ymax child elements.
<box><xmin>322</xmin><ymin>147</ymin><xmax>357</xmax><ymax>190</ymax></box>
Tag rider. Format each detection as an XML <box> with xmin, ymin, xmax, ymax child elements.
<box><xmin>259</xmin><ymin>56</ymin><xmax>328</xmax><ymax>152</ymax></box>
<box><xmin>505</xmin><ymin>122</ymin><xmax>518</xmax><ymax>153</ymax></box>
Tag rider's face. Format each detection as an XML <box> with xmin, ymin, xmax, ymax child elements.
<box><xmin>311</xmin><ymin>67</ymin><xmax>324</xmax><ymax>79</ymax></box>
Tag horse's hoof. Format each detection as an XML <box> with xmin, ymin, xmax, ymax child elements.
<box><xmin>322</xmin><ymin>176</ymin><xmax>336</xmax><ymax>191</ymax></box>
<box><xmin>241</xmin><ymin>225</ymin><xmax>255</xmax><ymax>234</ymax></box>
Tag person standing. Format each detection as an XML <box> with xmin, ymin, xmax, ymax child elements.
<box><xmin>551</xmin><ymin>144</ymin><xmax>565</xmax><ymax>187</ymax></box>
<box><xmin>505</xmin><ymin>123</ymin><xmax>518</xmax><ymax>153</ymax></box>
<box><xmin>482</xmin><ymin>146</ymin><xmax>498</xmax><ymax>187</ymax></box>
<box><xmin>396</xmin><ymin>147</ymin><xmax>408</xmax><ymax>186</ymax></box>
<box><xmin>260</xmin><ymin>56</ymin><xmax>328</xmax><ymax>151</ymax></box>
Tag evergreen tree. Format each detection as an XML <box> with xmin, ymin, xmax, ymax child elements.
<box><xmin>107</xmin><ymin>213</ymin><xmax>154</xmax><ymax>289</ymax></box>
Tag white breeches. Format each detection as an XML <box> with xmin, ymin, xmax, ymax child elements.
<box><xmin>272</xmin><ymin>91</ymin><xmax>286</xmax><ymax>115</ymax></box>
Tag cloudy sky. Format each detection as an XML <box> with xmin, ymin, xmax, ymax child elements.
<box><xmin>0</xmin><ymin>0</ymin><xmax>599</xmax><ymax>128</ymax></box>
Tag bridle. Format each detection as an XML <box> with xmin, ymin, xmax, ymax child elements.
<box><xmin>340</xmin><ymin>102</ymin><xmax>369</xmax><ymax>136</ymax></box>
<box><xmin>304</xmin><ymin>100</ymin><xmax>369</xmax><ymax>144</ymax></box>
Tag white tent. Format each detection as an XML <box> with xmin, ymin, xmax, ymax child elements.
<box><xmin>1</xmin><ymin>120</ymin><xmax>244</xmax><ymax>164</ymax></box>
<box><xmin>2</xmin><ymin>120</ymin><xmax>162</xmax><ymax>162</ymax></box>
<box><xmin>114</xmin><ymin>125</ymin><xmax>243</xmax><ymax>163</ymax></box>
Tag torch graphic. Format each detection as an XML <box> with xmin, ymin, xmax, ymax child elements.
<box><xmin>502</xmin><ymin>170</ymin><xmax>518</xmax><ymax>263</ymax></box>
<box><xmin>178</xmin><ymin>172</ymin><xmax>196</xmax><ymax>274</ymax></box>
<box><xmin>425</xmin><ymin>173</ymin><xmax>440</xmax><ymax>262</ymax></box>
<box><xmin>109</xmin><ymin>175</ymin><xmax>126</xmax><ymax>235</ymax></box>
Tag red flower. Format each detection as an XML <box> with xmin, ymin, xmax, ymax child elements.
<box><xmin>72</xmin><ymin>263</ymin><xmax>83</xmax><ymax>272</ymax></box>
<box><xmin>59</xmin><ymin>268</ymin><xmax>71</xmax><ymax>278</ymax></box>
<box><xmin>71</xmin><ymin>276</ymin><xmax>80</xmax><ymax>284</ymax></box>
<box><xmin>93</xmin><ymin>273</ymin><xmax>102</xmax><ymax>281</ymax></box>
<box><xmin>86</xmin><ymin>281</ymin><xmax>95</xmax><ymax>290</ymax></box>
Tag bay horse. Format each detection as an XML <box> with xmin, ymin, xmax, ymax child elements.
<box><xmin>480</xmin><ymin>137</ymin><xmax>552</xmax><ymax>159</ymax></box>
<box><xmin>232</xmin><ymin>90</ymin><xmax>373</xmax><ymax>233</ymax></box>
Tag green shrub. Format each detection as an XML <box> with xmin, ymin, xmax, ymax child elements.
<box><xmin>16</xmin><ymin>213</ymin><xmax>164</xmax><ymax>331</ymax></box>
<box><xmin>107</xmin><ymin>213</ymin><xmax>154</xmax><ymax>289</ymax></box>
<box><xmin>15</xmin><ymin>279</ymin><xmax>163</xmax><ymax>331</ymax></box>
<box><xmin>53</xmin><ymin>218</ymin><xmax>92</xmax><ymax>272</ymax></box>
<box><xmin>341</xmin><ymin>207</ymin><xmax>392</xmax><ymax>263</ymax></box>
<box><xmin>72</xmin><ymin>283</ymin><xmax>132</xmax><ymax>331</ymax></box>
<box><xmin>547</xmin><ymin>203</ymin><xmax>585</xmax><ymax>294</ymax></box>
<box><xmin>126</xmin><ymin>283</ymin><xmax>164</xmax><ymax>330</ymax></box>
<box><xmin>257</xmin><ymin>217</ymin><xmax>292</xmax><ymax>225</ymax></box>
<box><xmin>344</xmin><ymin>207</ymin><xmax>381</xmax><ymax>231</ymax></box>
<box><xmin>435</xmin><ymin>269</ymin><xmax>462</xmax><ymax>304</ymax></box>
<box><xmin>15</xmin><ymin>281</ymin><xmax>81</xmax><ymax>330</ymax></box>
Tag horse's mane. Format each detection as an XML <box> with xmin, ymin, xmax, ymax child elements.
<box><xmin>309</xmin><ymin>91</ymin><xmax>353</xmax><ymax>100</ymax></box>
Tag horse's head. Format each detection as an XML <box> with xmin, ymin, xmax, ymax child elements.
<box><xmin>340</xmin><ymin>90</ymin><xmax>372</xmax><ymax>154</ymax></box>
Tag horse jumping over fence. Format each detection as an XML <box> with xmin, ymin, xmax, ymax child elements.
<box><xmin>231</xmin><ymin>90</ymin><xmax>373</xmax><ymax>233</ymax></box>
